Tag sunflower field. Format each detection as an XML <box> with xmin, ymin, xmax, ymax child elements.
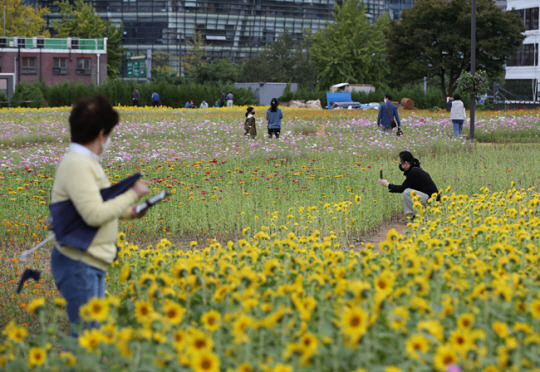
<box><xmin>1</xmin><ymin>106</ymin><xmax>540</xmax><ymax>371</ymax></box>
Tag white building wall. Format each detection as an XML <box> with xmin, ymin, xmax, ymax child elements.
<box><xmin>505</xmin><ymin>0</ymin><xmax>540</xmax><ymax>100</ymax></box>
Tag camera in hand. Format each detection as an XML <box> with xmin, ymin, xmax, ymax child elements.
<box><xmin>135</xmin><ymin>190</ymin><xmax>168</xmax><ymax>214</ymax></box>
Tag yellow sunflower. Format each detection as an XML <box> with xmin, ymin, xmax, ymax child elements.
<box><xmin>201</xmin><ymin>310</ymin><xmax>222</xmax><ymax>332</ymax></box>
<box><xmin>26</xmin><ymin>297</ymin><xmax>46</xmax><ymax>315</ymax></box>
<box><xmin>492</xmin><ymin>321</ymin><xmax>509</xmax><ymax>338</ymax></box>
<box><xmin>530</xmin><ymin>298</ymin><xmax>540</xmax><ymax>319</ymax></box>
<box><xmin>78</xmin><ymin>328</ymin><xmax>102</xmax><ymax>352</ymax></box>
<box><xmin>406</xmin><ymin>334</ymin><xmax>430</xmax><ymax>360</ymax></box>
<box><xmin>80</xmin><ymin>297</ymin><xmax>109</xmax><ymax>323</ymax></box>
<box><xmin>457</xmin><ymin>313</ymin><xmax>474</xmax><ymax>330</ymax></box>
<box><xmin>27</xmin><ymin>347</ymin><xmax>46</xmax><ymax>367</ymax></box>
<box><xmin>186</xmin><ymin>329</ymin><xmax>214</xmax><ymax>354</ymax></box>
<box><xmin>340</xmin><ymin>306</ymin><xmax>369</xmax><ymax>347</ymax></box>
<box><xmin>433</xmin><ymin>344</ymin><xmax>458</xmax><ymax>372</ymax></box>
<box><xmin>162</xmin><ymin>302</ymin><xmax>185</xmax><ymax>325</ymax></box>
<box><xmin>6</xmin><ymin>324</ymin><xmax>28</xmax><ymax>343</ymax></box>
<box><xmin>190</xmin><ymin>351</ymin><xmax>220</xmax><ymax>372</ymax></box>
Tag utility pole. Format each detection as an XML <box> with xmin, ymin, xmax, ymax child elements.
<box><xmin>470</xmin><ymin>0</ymin><xmax>476</xmax><ymax>140</ymax></box>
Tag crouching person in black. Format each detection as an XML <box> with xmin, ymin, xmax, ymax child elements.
<box><xmin>378</xmin><ymin>151</ymin><xmax>439</xmax><ymax>218</ymax></box>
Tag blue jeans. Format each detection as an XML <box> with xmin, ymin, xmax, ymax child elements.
<box><xmin>452</xmin><ymin>120</ymin><xmax>464</xmax><ymax>137</ymax></box>
<box><xmin>50</xmin><ymin>247</ymin><xmax>105</xmax><ymax>335</ymax></box>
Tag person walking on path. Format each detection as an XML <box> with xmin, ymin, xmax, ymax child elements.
<box><xmin>377</xmin><ymin>151</ymin><xmax>439</xmax><ymax>219</ymax></box>
<box><xmin>226</xmin><ymin>91</ymin><xmax>234</xmax><ymax>107</ymax></box>
<box><xmin>152</xmin><ymin>91</ymin><xmax>160</xmax><ymax>106</ymax></box>
<box><xmin>447</xmin><ymin>94</ymin><xmax>467</xmax><ymax>137</ymax></box>
<box><xmin>220</xmin><ymin>91</ymin><xmax>226</xmax><ymax>108</ymax></box>
<box><xmin>50</xmin><ymin>96</ymin><xmax>150</xmax><ymax>335</ymax></box>
<box><xmin>132</xmin><ymin>89</ymin><xmax>139</xmax><ymax>106</ymax></box>
<box><xmin>244</xmin><ymin>106</ymin><xmax>257</xmax><ymax>138</ymax></box>
<box><xmin>377</xmin><ymin>94</ymin><xmax>401</xmax><ymax>133</ymax></box>
<box><xmin>266</xmin><ymin>98</ymin><xmax>283</xmax><ymax>139</ymax></box>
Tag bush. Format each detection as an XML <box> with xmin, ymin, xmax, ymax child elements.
<box><xmin>11</xmin><ymin>82</ymin><xmax>46</xmax><ymax>108</ymax></box>
<box><xmin>0</xmin><ymin>91</ymin><xmax>8</xmax><ymax>107</ymax></box>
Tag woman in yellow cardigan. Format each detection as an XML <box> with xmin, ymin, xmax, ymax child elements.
<box><xmin>50</xmin><ymin>96</ymin><xmax>150</xmax><ymax>335</ymax></box>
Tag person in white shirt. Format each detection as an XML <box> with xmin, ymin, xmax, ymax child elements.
<box><xmin>447</xmin><ymin>94</ymin><xmax>467</xmax><ymax>137</ymax></box>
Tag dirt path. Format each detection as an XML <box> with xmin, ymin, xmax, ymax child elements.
<box><xmin>353</xmin><ymin>220</ymin><xmax>408</xmax><ymax>250</ymax></box>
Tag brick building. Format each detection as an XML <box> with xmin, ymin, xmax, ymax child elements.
<box><xmin>0</xmin><ymin>37</ymin><xmax>107</xmax><ymax>97</ymax></box>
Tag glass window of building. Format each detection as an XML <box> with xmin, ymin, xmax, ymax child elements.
<box><xmin>76</xmin><ymin>58</ymin><xmax>92</xmax><ymax>74</ymax></box>
<box><xmin>508</xmin><ymin>43</ymin><xmax>538</xmax><ymax>66</ymax></box>
<box><xmin>21</xmin><ymin>57</ymin><xmax>37</xmax><ymax>74</ymax></box>
<box><xmin>515</xmin><ymin>8</ymin><xmax>539</xmax><ymax>31</ymax></box>
<box><xmin>53</xmin><ymin>57</ymin><xmax>68</xmax><ymax>74</ymax></box>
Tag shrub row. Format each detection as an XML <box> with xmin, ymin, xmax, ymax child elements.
<box><xmin>279</xmin><ymin>84</ymin><xmax>449</xmax><ymax>110</ymax></box>
<box><xmin>5</xmin><ymin>81</ymin><xmax>257</xmax><ymax>108</ymax></box>
<box><xmin>3</xmin><ymin>80</ymin><xmax>491</xmax><ymax>110</ymax></box>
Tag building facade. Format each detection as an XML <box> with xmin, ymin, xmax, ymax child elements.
<box><xmin>0</xmin><ymin>37</ymin><xmax>107</xmax><ymax>97</ymax></box>
<box><xmin>505</xmin><ymin>0</ymin><xmax>539</xmax><ymax>101</ymax></box>
<box><xmin>34</xmin><ymin>0</ymin><xmax>409</xmax><ymax>76</ymax></box>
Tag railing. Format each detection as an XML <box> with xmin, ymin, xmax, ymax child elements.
<box><xmin>0</xmin><ymin>37</ymin><xmax>105</xmax><ymax>51</ymax></box>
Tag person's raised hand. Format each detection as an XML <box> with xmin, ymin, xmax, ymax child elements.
<box><xmin>378</xmin><ymin>179</ymin><xmax>389</xmax><ymax>187</ymax></box>
<box><xmin>132</xmin><ymin>180</ymin><xmax>150</xmax><ymax>198</ymax></box>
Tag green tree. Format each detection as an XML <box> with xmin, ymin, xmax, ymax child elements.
<box><xmin>183</xmin><ymin>31</ymin><xmax>207</xmax><ymax>79</ymax></box>
<box><xmin>53</xmin><ymin>0</ymin><xmax>123</xmax><ymax>78</ymax></box>
<box><xmin>193</xmin><ymin>58</ymin><xmax>239</xmax><ymax>84</ymax></box>
<box><xmin>239</xmin><ymin>32</ymin><xmax>317</xmax><ymax>87</ymax></box>
<box><xmin>308</xmin><ymin>0</ymin><xmax>389</xmax><ymax>90</ymax></box>
<box><xmin>0</xmin><ymin>0</ymin><xmax>50</xmax><ymax>37</ymax></box>
<box><xmin>387</xmin><ymin>0</ymin><xmax>524</xmax><ymax>97</ymax></box>
<box><xmin>152</xmin><ymin>50</ymin><xmax>173</xmax><ymax>75</ymax></box>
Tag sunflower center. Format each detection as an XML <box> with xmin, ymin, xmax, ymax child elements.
<box><xmin>350</xmin><ymin>316</ymin><xmax>361</xmax><ymax>327</ymax></box>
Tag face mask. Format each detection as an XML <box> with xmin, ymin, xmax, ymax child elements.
<box><xmin>101</xmin><ymin>136</ymin><xmax>111</xmax><ymax>155</ymax></box>
<box><xmin>399</xmin><ymin>164</ymin><xmax>404</xmax><ymax>171</ymax></box>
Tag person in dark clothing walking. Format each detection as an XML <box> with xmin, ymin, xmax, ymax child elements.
<box><xmin>266</xmin><ymin>98</ymin><xmax>283</xmax><ymax>138</ymax></box>
<box><xmin>377</xmin><ymin>93</ymin><xmax>401</xmax><ymax>133</ymax></box>
<box><xmin>378</xmin><ymin>151</ymin><xmax>439</xmax><ymax>217</ymax></box>
<box><xmin>220</xmin><ymin>91</ymin><xmax>226</xmax><ymax>108</ymax></box>
<box><xmin>132</xmin><ymin>89</ymin><xmax>140</xmax><ymax>106</ymax></box>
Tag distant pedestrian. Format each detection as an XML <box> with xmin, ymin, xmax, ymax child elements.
<box><xmin>266</xmin><ymin>98</ymin><xmax>283</xmax><ymax>139</ymax></box>
<box><xmin>214</xmin><ymin>100</ymin><xmax>220</xmax><ymax>108</ymax></box>
<box><xmin>185</xmin><ymin>100</ymin><xmax>196</xmax><ymax>109</ymax></box>
<box><xmin>220</xmin><ymin>91</ymin><xmax>225</xmax><ymax>108</ymax></box>
<box><xmin>200</xmin><ymin>100</ymin><xmax>209</xmax><ymax>109</ymax></box>
<box><xmin>132</xmin><ymin>89</ymin><xmax>139</xmax><ymax>106</ymax></box>
<box><xmin>377</xmin><ymin>94</ymin><xmax>401</xmax><ymax>133</ymax></box>
<box><xmin>244</xmin><ymin>106</ymin><xmax>257</xmax><ymax>139</ymax></box>
<box><xmin>447</xmin><ymin>94</ymin><xmax>467</xmax><ymax>137</ymax></box>
<box><xmin>226</xmin><ymin>91</ymin><xmax>234</xmax><ymax>107</ymax></box>
<box><xmin>152</xmin><ymin>91</ymin><xmax>160</xmax><ymax>107</ymax></box>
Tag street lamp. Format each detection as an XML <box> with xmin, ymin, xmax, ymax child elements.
<box><xmin>470</xmin><ymin>0</ymin><xmax>476</xmax><ymax>140</ymax></box>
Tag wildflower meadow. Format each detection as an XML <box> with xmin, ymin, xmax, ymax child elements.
<box><xmin>1</xmin><ymin>106</ymin><xmax>539</xmax><ymax>371</ymax></box>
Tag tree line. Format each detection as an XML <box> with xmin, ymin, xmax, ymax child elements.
<box><xmin>2</xmin><ymin>0</ymin><xmax>524</xmax><ymax>98</ymax></box>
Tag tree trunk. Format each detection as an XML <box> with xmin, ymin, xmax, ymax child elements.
<box><xmin>439</xmin><ymin>68</ymin><xmax>447</xmax><ymax>98</ymax></box>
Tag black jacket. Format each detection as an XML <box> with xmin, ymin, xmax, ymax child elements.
<box><xmin>388</xmin><ymin>166</ymin><xmax>439</xmax><ymax>200</ymax></box>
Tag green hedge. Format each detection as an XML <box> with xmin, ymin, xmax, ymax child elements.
<box><xmin>8</xmin><ymin>81</ymin><xmax>256</xmax><ymax>108</ymax></box>
<box><xmin>8</xmin><ymin>80</ymin><xmax>454</xmax><ymax>110</ymax></box>
<box><xmin>279</xmin><ymin>84</ymin><xmax>447</xmax><ymax>110</ymax></box>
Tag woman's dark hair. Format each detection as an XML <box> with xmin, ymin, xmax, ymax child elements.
<box><xmin>69</xmin><ymin>96</ymin><xmax>119</xmax><ymax>144</ymax></box>
<box><xmin>385</xmin><ymin>93</ymin><xmax>393</xmax><ymax>101</ymax></box>
<box><xmin>245</xmin><ymin>106</ymin><xmax>254</xmax><ymax>117</ymax></box>
<box><xmin>270</xmin><ymin>98</ymin><xmax>279</xmax><ymax>112</ymax></box>
<box><xmin>453</xmin><ymin>93</ymin><xmax>461</xmax><ymax>101</ymax></box>
<box><xmin>399</xmin><ymin>151</ymin><xmax>421</xmax><ymax>168</ymax></box>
